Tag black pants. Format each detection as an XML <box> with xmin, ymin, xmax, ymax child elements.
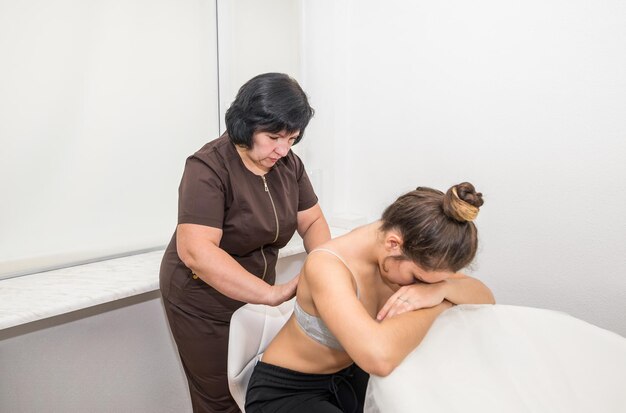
<box><xmin>245</xmin><ymin>361</ymin><xmax>369</xmax><ymax>413</ymax></box>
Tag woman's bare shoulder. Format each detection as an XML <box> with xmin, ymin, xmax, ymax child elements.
<box><xmin>303</xmin><ymin>249</ymin><xmax>355</xmax><ymax>293</ymax></box>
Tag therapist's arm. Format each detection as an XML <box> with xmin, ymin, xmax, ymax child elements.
<box><xmin>176</xmin><ymin>223</ymin><xmax>297</xmax><ymax>306</ymax></box>
<box><xmin>297</xmin><ymin>203</ymin><xmax>331</xmax><ymax>252</ymax></box>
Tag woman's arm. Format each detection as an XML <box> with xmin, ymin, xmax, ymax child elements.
<box><xmin>440</xmin><ymin>273</ymin><xmax>495</xmax><ymax>305</ymax></box>
<box><xmin>177</xmin><ymin>223</ymin><xmax>297</xmax><ymax>306</ymax></box>
<box><xmin>305</xmin><ymin>254</ymin><xmax>453</xmax><ymax>377</ymax></box>
<box><xmin>377</xmin><ymin>273</ymin><xmax>495</xmax><ymax>320</ymax></box>
<box><xmin>367</xmin><ymin>302</ymin><xmax>453</xmax><ymax>376</ymax></box>
<box><xmin>297</xmin><ymin>203</ymin><xmax>331</xmax><ymax>252</ymax></box>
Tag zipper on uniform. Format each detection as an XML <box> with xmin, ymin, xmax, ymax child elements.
<box><xmin>260</xmin><ymin>175</ymin><xmax>280</xmax><ymax>280</ymax></box>
<box><xmin>262</xmin><ymin>176</ymin><xmax>280</xmax><ymax>242</ymax></box>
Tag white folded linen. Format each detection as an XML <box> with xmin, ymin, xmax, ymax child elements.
<box><xmin>365</xmin><ymin>304</ymin><xmax>626</xmax><ymax>413</ymax></box>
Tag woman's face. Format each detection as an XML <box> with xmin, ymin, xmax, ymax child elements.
<box><xmin>244</xmin><ymin>130</ymin><xmax>300</xmax><ymax>171</ymax></box>
<box><xmin>382</xmin><ymin>258</ymin><xmax>454</xmax><ymax>286</ymax></box>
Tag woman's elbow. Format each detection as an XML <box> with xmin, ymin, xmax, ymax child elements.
<box><xmin>369</xmin><ymin>362</ymin><xmax>396</xmax><ymax>378</ymax></box>
<box><xmin>473</xmin><ymin>280</ymin><xmax>496</xmax><ymax>305</ymax></box>
<box><xmin>484</xmin><ymin>288</ymin><xmax>496</xmax><ymax>305</ymax></box>
<box><xmin>361</xmin><ymin>357</ymin><xmax>399</xmax><ymax>377</ymax></box>
<box><xmin>355</xmin><ymin>351</ymin><xmax>399</xmax><ymax>377</ymax></box>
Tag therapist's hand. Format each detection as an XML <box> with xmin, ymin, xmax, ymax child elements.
<box><xmin>267</xmin><ymin>274</ymin><xmax>299</xmax><ymax>306</ymax></box>
<box><xmin>377</xmin><ymin>282</ymin><xmax>446</xmax><ymax>320</ymax></box>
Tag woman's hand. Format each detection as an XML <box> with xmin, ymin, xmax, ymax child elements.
<box><xmin>377</xmin><ymin>282</ymin><xmax>446</xmax><ymax>321</ymax></box>
<box><xmin>267</xmin><ymin>274</ymin><xmax>300</xmax><ymax>306</ymax></box>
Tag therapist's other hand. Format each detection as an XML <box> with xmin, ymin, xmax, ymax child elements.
<box><xmin>268</xmin><ymin>274</ymin><xmax>299</xmax><ymax>306</ymax></box>
<box><xmin>377</xmin><ymin>282</ymin><xmax>446</xmax><ymax>320</ymax></box>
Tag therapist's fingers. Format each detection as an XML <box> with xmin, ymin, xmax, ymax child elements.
<box><xmin>282</xmin><ymin>274</ymin><xmax>300</xmax><ymax>299</ymax></box>
<box><xmin>268</xmin><ymin>274</ymin><xmax>300</xmax><ymax>306</ymax></box>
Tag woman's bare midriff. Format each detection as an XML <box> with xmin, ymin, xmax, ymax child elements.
<box><xmin>261</xmin><ymin>316</ymin><xmax>354</xmax><ymax>374</ymax></box>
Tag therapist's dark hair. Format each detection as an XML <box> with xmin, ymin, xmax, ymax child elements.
<box><xmin>380</xmin><ymin>182</ymin><xmax>485</xmax><ymax>272</ymax></box>
<box><xmin>225</xmin><ymin>73</ymin><xmax>314</xmax><ymax>148</ymax></box>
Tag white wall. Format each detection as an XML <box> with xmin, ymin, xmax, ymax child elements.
<box><xmin>0</xmin><ymin>254</ymin><xmax>305</xmax><ymax>413</ymax></box>
<box><xmin>0</xmin><ymin>292</ymin><xmax>192</xmax><ymax>413</ymax></box>
<box><xmin>217</xmin><ymin>0</ymin><xmax>303</xmax><ymax>133</ymax></box>
<box><xmin>0</xmin><ymin>0</ymin><xmax>308</xmax><ymax>280</ymax></box>
<box><xmin>302</xmin><ymin>0</ymin><xmax>626</xmax><ymax>336</ymax></box>
<box><xmin>0</xmin><ymin>0</ymin><xmax>219</xmax><ymax>279</ymax></box>
<box><xmin>298</xmin><ymin>1</ymin><xmax>353</xmax><ymax>215</ymax></box>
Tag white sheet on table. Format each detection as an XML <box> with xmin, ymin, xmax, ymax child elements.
<box><xmin>364</xmin><ymin>304</ymin><xmax>626</xmax><ymax>413</ymax></box>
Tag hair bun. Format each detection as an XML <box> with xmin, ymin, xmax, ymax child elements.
<box><xmin>443</xmin><ymin>182</ymin><xmax>484</xmax><ymax>222</ymax></box>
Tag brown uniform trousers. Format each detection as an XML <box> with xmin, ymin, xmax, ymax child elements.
<box><xmin>163</xmin><ymin>293</ymin><xmax>241</xmax><ymax>413</ymax></box>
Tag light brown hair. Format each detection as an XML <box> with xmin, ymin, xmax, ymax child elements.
<box><xmin>380</xmin><ymin>182</ymin><xmax>484</xmax><ymax>272</ymax></box>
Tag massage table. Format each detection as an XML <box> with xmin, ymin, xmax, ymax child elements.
<box><xmin>228</xmin><ymin>301</ymin><xmax>626</xmax><ymax>412</ymax></box>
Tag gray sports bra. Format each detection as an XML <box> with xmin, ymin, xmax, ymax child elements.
<box><xmin>293</xmin><ymin>248</ymin><xmax>359</xmax><ymax>352</ymax></box>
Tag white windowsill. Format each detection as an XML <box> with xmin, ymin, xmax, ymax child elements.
<box><xmin>0</xmin><ymin>227</ymin><xmax>350</xmax><ymax>330</ymax></box>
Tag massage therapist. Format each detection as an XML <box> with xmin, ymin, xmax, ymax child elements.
<box><xmin>159</xmin><ymin>73</ymin><xmax>331</xmax><ymax>413</ymax></box>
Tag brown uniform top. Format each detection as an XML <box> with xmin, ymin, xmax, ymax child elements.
<box><xmin>159</xmin><ymin>134</ymin><xmax>318</xmax><ymax>320</ymax></box>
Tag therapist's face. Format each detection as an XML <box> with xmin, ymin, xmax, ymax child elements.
<box><xmin>246</xmin><ymin>130</ymin><xmax>300</xmax><ymax>171</ymax></box>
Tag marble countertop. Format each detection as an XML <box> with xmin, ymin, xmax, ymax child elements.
<box><xmin>0</xmin><ymin>228</ymin><xmax>350</xmax><ymax>330</ymax></box>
